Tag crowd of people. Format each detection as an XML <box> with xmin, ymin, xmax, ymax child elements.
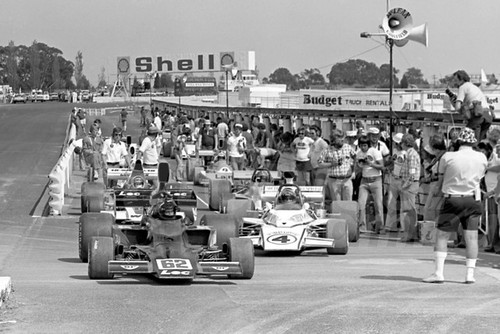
<box><xmin>72</xmin><ymin>69</ymin><xmax>499</xmax><ymax>284</ymax></box>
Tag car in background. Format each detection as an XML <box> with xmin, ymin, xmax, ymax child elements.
<box><xmin>49</xmin><ymin>92</ymin><xmax>59</xmax><ymax>101</ymax></box>
<box><xmin>81</xmin><ymin>90</ymin><xmax>90</xmax><ymax>102</ymax></box>
<box><xmin>11</xmin><ymin>93</ymin><xmax>27</xmax><ymax>104</ymax></box>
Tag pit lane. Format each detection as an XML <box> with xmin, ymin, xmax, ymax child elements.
<box><xmin>1</xmin><ymin>102</ymin><xmax>500</xmax><ymax>333</ymax></box>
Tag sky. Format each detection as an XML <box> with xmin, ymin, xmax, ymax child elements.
<box><xmin>2</xmin><ymin>0</ymin><xmax>499</xmax><ymax>86</ymax></box>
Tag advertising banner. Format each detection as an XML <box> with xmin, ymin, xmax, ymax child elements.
<box><xmin>117</xmin><ymin>51</ymin><xmax>255</xmax><ymax>74</ymax></box>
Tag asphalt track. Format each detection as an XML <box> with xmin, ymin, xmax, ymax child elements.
<box><xmin>1</xmin><ymin>102</ymin><xmax>500</xmax><ymax>333</ymax></box>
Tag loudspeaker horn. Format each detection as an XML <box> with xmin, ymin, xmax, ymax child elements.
<box><xmin>394</xmin><ymin>23</ymin><xmax>428</xmax><ymax>47</ymax></box>
<box><xmin>382</xmin><ymin>7</ymin><xmax>413</xmax><ymax>40</ymax></box>
<box><xmin>407</xmin><ymin>23</ymin><xmax>428</xmax><ymax>47</ymax></box>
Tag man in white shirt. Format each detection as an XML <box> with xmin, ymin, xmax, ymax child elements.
<box><xmin>292</xmin><ymin>127</ymin><xmax>314</xmax><ymax>186</ymax></box>
<box><xmin>423</xmin><ymin>127</ymin><xmax>487</xmax><ymax>284</ymax></box>
<box><xmin>309</xmin><ymin>125</ymin><xmax>329</xmax><ymax>186</ymax></box>
<box><xmin>137</xmin><ymin>125</ymin><xmax>160</xmax><ymax>188</ymax></box>
<box><xmin>226</xmin><ymin>123</ymin><xmax>247</xmax><ymax>170</ymax></box>
<box><xmin>102</xmin><ymin>127</ymin><xmax>131</xmax><ymax>186</ymax></box>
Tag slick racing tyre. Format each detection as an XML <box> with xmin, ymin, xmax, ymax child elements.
<box><xmin>201</xmin><ymin>214</ymin><xmax>239</xmax><ymax>248</ymax></box>
<box><xmin>331</xmin><ymin>201</ymin><xmax>360</xmax><ymax>242</ymax></box>
<box><xmin>208</xmin><ymin>178</ymin><xmax>232</xmax><ymax>211</ymax></box>
<box><xmin>79</xmin><ymin>212</ymin><xmax>114</xmax><ymax>262</ymax></box>
<box><xmin>88</xmin><ymin>237</ymin><xmax>114</xmax><ymax>279</ymax></box>
<box><xmin>326</xmin><ymin>218</ymin><xmax>349</xmax><ymax>255</ymax></box>
<box><xmin>228</xmin><ymin>238</ymin><xmax>254</xmax><ymax>279</ymax></box>
<box><xmin>81</xmin><ymin>182</ymin><xmax>105</xmax><ymax>213</ymax></box>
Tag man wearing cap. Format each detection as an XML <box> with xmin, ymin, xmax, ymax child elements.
<box><xmin>102</xmin><ymin>127</ymin><xmax>132</xmax><ymax>187</ymax></box>
<box><xmin>318</xmin><ymin>129</ymin><xmax>356</xmax><ymax>202</ymax></box>
<box><xmin>423</xmin><ymin>127</ymin><xmax>487</xmax><ymax>284</ymax></box>
<box><xmin>226</xmin><ymin>123</ymin><xmax>247</xmax><ymax>170</ymax></box>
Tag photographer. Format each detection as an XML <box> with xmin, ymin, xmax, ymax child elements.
<box><xmin>355</xmin><ymin>135</ymin><xmax>385</xmax><ymax>233</ymax></box>
<box><xmin>448</xmin><ymin>70</ymin><xmax>492</xmax><ymax>141</ymax></box>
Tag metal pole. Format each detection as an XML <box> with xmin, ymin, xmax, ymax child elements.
<box><xmin>225</xmin><ymin>70</ymin><xmax>229</xmax><ymax>119</ymax></box>
<box><xmin>388</xmin><ymin>38</ymin><xmax>394</xmax><ymax>156</ymax></box>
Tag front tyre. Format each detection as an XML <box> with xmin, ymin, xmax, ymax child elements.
<box><xmin>88</xmin><ymin>237</ymin><xmax>114</xmax><ymax>279</ymax></box>
<box><xmin>228</xmin><ymin>238</ymin><xmax>254</xmax><ymax>279</ymax></box>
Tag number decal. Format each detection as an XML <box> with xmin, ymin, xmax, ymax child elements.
<box><xmin>267</xmin><ymin>234</ymin><xmax>297</xmax><ymax>245</ymax></box>
<box><xmin>157</xmin><ymin>259</ymin><xmax>193</xmax><ymax>270</ymax></box>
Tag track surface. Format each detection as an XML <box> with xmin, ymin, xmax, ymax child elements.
<box><xmin>1</xmin><ymin>102</ymin><xmax>500</xmax><ymax>334</ymax></box>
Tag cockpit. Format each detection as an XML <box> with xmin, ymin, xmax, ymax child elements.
<box><xmin>274</xmin><ymin>186</ymin><xmax>303</xmax><ymax>210</ymax></box>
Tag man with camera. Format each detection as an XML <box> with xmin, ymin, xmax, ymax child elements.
<box><xmin>447</xmin><ymin>70</ymin><xmax>493</xmax><ymax>142</ymax></box>
<box><xmin>318</xmin><ymin>129</ymin><xmax>356</xmax><ymax>203</ymax></box>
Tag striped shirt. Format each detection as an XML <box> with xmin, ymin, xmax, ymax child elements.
<box><xmin>318</xmin><ymin>144</ymin><xmax>355</xmax><ymax>177</ymax></box>
<box><xmin>400</xmin><ymin>147</ymin><xmax>420</xmax><ymax>181</ymax></box>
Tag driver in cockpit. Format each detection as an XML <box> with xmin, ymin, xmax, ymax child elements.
<box><xmin>276</xmin><ymin>187</ymin><xmax>301</xmax><ymax>210</ymax></box>
<box><xmin>151</xmin><ymin>193</ymin><xmax>180</xmax><ymax>220</ymax></box>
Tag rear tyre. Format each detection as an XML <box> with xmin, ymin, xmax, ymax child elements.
<box><xmin>79</xmin><ymin>212</ymin><xmax>114</xmax><ymax>262</ymax></box>
<box><xmin>88</xmin><ymin>237</ymin><xmax>114</xmax><ymax>279</ymax></box>
<box><xmin>209</xmin><ymin>179</ymin><xmax>232</xmax><ymax>211</ymax></box>
<box><xmin>201</xmin><ymin>214</ymin><xmax>239</xmax><ymax>248</ymax></box>
<box><xmin>326</xmin><ymin>218</ymin><xmax>349</xmax><ymax>255</ymax></box>
<box><xmin>81</xmin><ymin>182</ymin><xmax>105</xmax><ymax>213</ymax></box>
<box><xmin>228</xmin><ymin>238</ymin><xmax>254</xmax><ymax>279</ymax></box>
<box><xmin>331</xmin><ymin>201</ymin><xmax>359</xmax><ymax>242</ymax></box>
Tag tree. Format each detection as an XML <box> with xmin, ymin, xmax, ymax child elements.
<box><xmin>299</xmin><ymin>68</ymin><xmax>325</xmax><ymax>89</ymax></box>
<box><xmin>327</xmin><ymin>59</ymin><xmax>382</xmax><ymax>87</ymax></box>
<box><xmin>51</xmin><ymin>55</ymin><xmax>61</xmax><ymax>90</ymax></box>
<box><xmin>154</xmin><ymin>73</ymin><xmax>161</xmax><ymax>89</ymax></box>
<box><xmin>379</xmin><ymin>63</ymin><xmax>399</xmax><ymax>88</ymax></box>
<box><xmin>30</xmin><ymin>40</ymin><xmax>41</xmax><ymax>89</ymax></box>
<box><xmin>160</xmin><ymin>73</ymin><xmax>173</xmax><ymax>88</ymax></box>
<box><xmin>6</xmin><ymin>41</ymin><xmax>19</xmax><ymax>90</ymax></box>
<box><xmin>402</xmin><ymin>67</ymin><xmax>429</xmax><ymax>88</ymax></box>
<box><xmin>97</xmin><ymin>67</ymin><xmax>107</xmax><ymax>88</ymax></box>
<box><xmin>268</xmin><ymin>67</ymin><xmax>299</xmax><ymax>90</ymax></box>
<box><xmin>400</xmin><ymin>74</ymin><xmax>409</xmax><ymax>89</ymax></box>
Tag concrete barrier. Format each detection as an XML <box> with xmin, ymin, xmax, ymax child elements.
<box><xmin>0</xmin><ymin>277</ymin><xmax>12</xmax><ymax>308</ymax></box>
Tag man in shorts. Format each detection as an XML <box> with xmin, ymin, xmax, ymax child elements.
<box><xmin>423</xmin><ymin>127</ymin><xmax>487</xmax><ymax>284</ymax></box>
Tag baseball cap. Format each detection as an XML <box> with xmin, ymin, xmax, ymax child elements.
<box><xmin>234</xmin><ymin>123</ymin><xmax>243</xmax><ymax>128</ymax></box>
<box><xmin>368</xmin><ymin>127</ymin><xmax>380</xmax><ymax>135</ymax></box>
<box><xmin>204</xmin><ymin>119</ymin><xmax>211</xmax><ymax>125</ymax></box>
<box><xmin>346</xmin><ymin>130</ymin><xmax>357</xmax><ymax>137</ymax></box>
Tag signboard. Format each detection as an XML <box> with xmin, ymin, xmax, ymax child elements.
<box><xmin>116</xmin><ymin>51</ymin><xmax>255</xmax><ymax>74</ymax></box>
<box><xmin>299</xmin><ymin>90</ymin><xmax>400</xmax><ymax>111</ymax></box>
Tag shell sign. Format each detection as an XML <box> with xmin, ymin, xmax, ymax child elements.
<box><xmin>117</xmin><ymin>51</ymin><xmax>255</xmax><ymax>74</ymax></box>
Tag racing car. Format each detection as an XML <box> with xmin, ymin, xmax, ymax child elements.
<box><xmin>207</xmin><ymin>167</ymin><xmax>280</xmax><ymax>212</ymax></box>
<box><xmin>86</xmin><ymin>192</ymin><xmax>254</xmax><ymax>282</ymax></box>
<box><xmin>79</xmin><ymin>161</ymin><xmax>198</xmax><ymax>262</ymax></box>
<box><xmin>236</xmin><ymin>184</ymin><xmax>349</xmax><ymax>255</ymax></box>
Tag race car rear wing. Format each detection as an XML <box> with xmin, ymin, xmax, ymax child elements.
<box><xmin>107</xmin><ymin>168</ymin><xmax>158</xmax><ymax>180</ymax></box>
<box><xmin>261</xmin><ymin>186</ymin><xmax>324</xmax><ymax>203</ymax></box>
<box><xmin>233</xmin><ymin>170</ymin><xmax>280</xmax><ymax>181</ymax></box>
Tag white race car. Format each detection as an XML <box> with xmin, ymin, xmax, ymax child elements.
<box><xmin>238</xmin><ymin>184</ymin><xmax>349</xmax><ymax>255</ymax></box>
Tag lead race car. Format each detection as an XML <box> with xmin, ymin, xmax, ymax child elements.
<box><xmin>238</xmin><ymin>184</ymin><xmax>349</xmax><ymax>255</ymax></box>
<box><xmin>87</xmin><ymin>191</ymin><xmax>254</xmax><ymax>282</ymax></box>
<box><xmin>79</xmin><ymin>160</ymin><xmax>198</xmax><ymax>262</ymax></box>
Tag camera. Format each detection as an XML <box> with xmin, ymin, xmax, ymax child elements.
<box><xmin>358</xmin><ymin>157</ymin><xmax>367</xmax><ymax>164</ymax></box>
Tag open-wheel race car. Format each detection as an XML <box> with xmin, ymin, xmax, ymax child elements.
<box><xmin>79</xmin><ymin>161</ymin><xmax>198</xmax><ymax>262</ymax></box>
<box><xmin>225</xmin><ymin>184</ymin><xmax>349</xmax><ymax>255</ymax></box>
<box><xmin>81</xmin><ymin>166</ymin><xmax>254</xmax><ymax>282</ymax></box>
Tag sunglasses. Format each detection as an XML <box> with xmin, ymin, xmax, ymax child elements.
<box><xmin>114</xmin><ymin>133</ymin><xmax>122</xmax><ymax>136</ymax></box>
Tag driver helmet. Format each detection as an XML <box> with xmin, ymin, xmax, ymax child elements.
<box><xmin>252</xmin><ymin>169</ymin><xmax>271</xmax><ymax>183</ymax></box>
<box><xmin>159</xmin><ymin>195</ymin><xmax>177</xmax><ymax>217</ymax></box>
<box><xmin>132</xmin><ymin>176</ymin><xmax>146</xmax><ymax>188</ymax></box>
<box><xmin>279</xmin><ymin>188</ymin><xmax>297</xmax><ymax>203</ymax></box>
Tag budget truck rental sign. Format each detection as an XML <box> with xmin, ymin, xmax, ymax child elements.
<box><xmin>300</xmin><ymin>90</ymin><xmax>401</xmax><ymax>111</ymax></box>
